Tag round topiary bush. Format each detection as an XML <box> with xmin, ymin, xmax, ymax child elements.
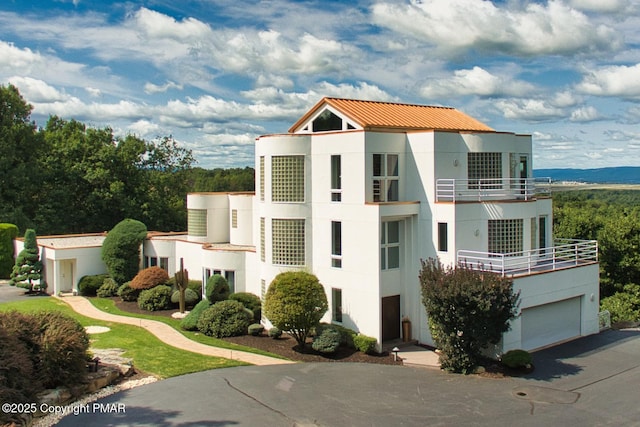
<box><xmin>130</xmin><ymin>266</ymin><xmax>170</xmax><ymax>290</ymax></box>
<box><xmin>78</xmin><ymin>274</ymin><xmax>110</xmax><ymax>296</ymax></box>
<box><xmin>171</xmin><ymin>288</ymin><xmax>200</xmax><ymax>307</ymax></box>
<box><xmin>229</xmin><ymin>292</ymin><xmax>262</xmax><ymax>322</ymax></box>
<box><xmin>268</xmin><ymin>327</ymin><xmax>282</xmax><ymax>339</ymax></box>
<box><xmin>248</xmin><ymin>323</ymin><xmax>264</xmax><ymax>336</ymax></box>
<box><xmin>312</xmin><ymin>325</ymin><xmax>341</xmax><ymax>354</ymax></box>
<box><xmin>196</xmin><ymin>300</ymin><xmax>251</xmax><ymax>338</ymax></box>
<box><xmin>205</xmin><ymin>274</ymin><xmax>230</xmax><ymax>303</ymax></box>
<box><xmin>353</xmin><ymin>334</ymin><xmax>377</xmax><ymax>354</ymax></box>
<box><xmin>501</xmin><ymin>349</ymin><xmax>533</xmax><ymax>369</ymax></box>
<box><xmin>117</xmin><ymin>282</ymin><xmax>140</xmax><ymax>302</ymax></box>
<box><xmin>97</xmin><ymin>278</ymin><xmax>119</xmax><ymax>298</ymax></box>
<box><xmin>138</xmin><ymin>285</ymin><xmax>172</xmax><ymax>311</ymax></box>
<box><xmin>180</xmin><ymin>299</ymin><xmax>211</xmax><ymax>331</ymax></box>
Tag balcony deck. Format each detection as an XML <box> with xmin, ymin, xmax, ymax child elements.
<box><xmin>436</xmin><ymin>177</ymin><xmax>551</xmax><ymax>202</ymax></box>
<box><xmin>457</xmin><ymin>239</ymin><xmax>598</xmax><ymax>277</ymax></box>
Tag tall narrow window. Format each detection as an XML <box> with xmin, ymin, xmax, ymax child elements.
<box><xmin>488</xmin><ymin>219</ymin><xmax>523</xmax><ymax>255</ymax></box>
<box><xmin>225</xmin><ymin>270</ymin><xmax>235</xmax><ymax>293</ymax></box>
<box><xmin>260</xmin><ymin>217</ymin><xmax>265</xmax><ymax>262</ymax></box>
<box><xmin>372</xmin><ymin>154</ymin><xmax>399</xmax><ymax>202</ymax></box>
<box><xmin>259</xmin><ymin>156</ymin><xmax>265</xmax><ymax>201</ymax></box>
<box><xmin>539</xmin><ymin>216</ymin><xmax>547</xmax><ymax>254</ymax></box>
<box><xmin>381</xmin><ymin>221</ymin><xmax>400</xmax><ymax>270</ymax></box>
<box><xmin>331</xmin><ymin>221</ymin><xmax>342</xmax><ymax>268</ymax></box>
<box><xmin>331</xmin><ymin>155</ymin><xmax>342</xmax><ymax>202</ymax></box>
<box><xmin>438</xmin><ymin>222</ymin><xmax>448</xmax><ymax>252</ymax></box>
<box><xmin>231</xmin><ymin>209</ymin><xmax>238</xmax><ymax>228</ymax></box>
<box><xmin>332</xmin><ymin>288</ymin><xmax>343</xmax><ymax>322</ymax></box>
<box><xmin>260</xmin><ymin>279</ymin><xmax>266</xmax><ymax>322</ymax></box>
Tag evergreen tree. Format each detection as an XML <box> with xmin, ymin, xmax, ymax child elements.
<box><xmin>10</xmin><ymin>229</ymin><xmax>44</xmax><ymax>292</ymax></box>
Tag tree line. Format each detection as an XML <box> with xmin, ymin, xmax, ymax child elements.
<box><xmin>0</xmin><ymin>84</ymin><xmax>254</xmax><ymax>235</ymax></box>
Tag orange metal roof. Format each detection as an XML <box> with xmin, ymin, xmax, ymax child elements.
<box><xmin>289</xmin><ymin>97</ymin><xmax>494</xmax><ymax>133</ymax></box>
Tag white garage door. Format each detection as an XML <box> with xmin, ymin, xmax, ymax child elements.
<box><xmin>521</xmin><ymin>297</ymin><xmax>581</xmax><ymax>350</ymax></box>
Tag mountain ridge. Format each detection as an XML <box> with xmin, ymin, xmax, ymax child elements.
<box><xmin>533</xmin><ymin>166</ymin><xmax>640</xmax><ymax>184</ymax></box>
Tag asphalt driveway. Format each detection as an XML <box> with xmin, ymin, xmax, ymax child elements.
<box><xmin>0</xmin><ymin>279</ymin><xmax>48</xmax><ymax>303</ymax></box>
<box><xmin>55</xmin><ymin>328</ymin><xmax>640</xmax><ymax>427</ymax></box>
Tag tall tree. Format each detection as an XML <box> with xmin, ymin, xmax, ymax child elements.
<box><xmin>0</xmin><ymin>85</ymin><xmax>42</xmax><ymax>230</ymax></box>
<box><xmin>10</xmin><ymin>229</ymin><xmax>44</xmax><ymax>292</ymax></box>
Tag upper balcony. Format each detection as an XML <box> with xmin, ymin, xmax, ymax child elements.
<box><xmin>456</xmin><ymin>239</ymin><xmax>598</xmax><ymax>277</ymax></box>
<box><xmin>436</xmin><ymin>177</ymin><xmax>551</xmax><ymax>202</ymax></box>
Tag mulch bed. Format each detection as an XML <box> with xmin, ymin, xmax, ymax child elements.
<box><xmin>111</xmin><ymin>298</ymin><xmax>402</xmax><ymax>365</ymax></box>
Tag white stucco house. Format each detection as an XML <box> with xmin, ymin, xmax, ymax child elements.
<box><xmin>17</xmin><ymin>97</ymin><xmax>600</xmax><ymax>353</ymax></box>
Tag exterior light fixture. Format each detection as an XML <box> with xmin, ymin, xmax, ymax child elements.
<box><xmin>392</xmin><ymin>346</ymin><xmax>400</xmax><ymax>361</ymax></box>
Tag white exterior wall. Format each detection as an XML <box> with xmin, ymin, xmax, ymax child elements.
<box><xmin>187</xmin><ymin>193</ymin><xmax>230</xmax><ymax>243</ymax></box>
<box><xmin>229</xmin><ymin>194</ymin><xmax>254</xmax><ymax>246</ymax></box>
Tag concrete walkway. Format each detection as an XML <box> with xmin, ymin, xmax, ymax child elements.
<box><xmin>57</xmin><ymin>295</ymin><xmax>294</xmax><ymax>366</ymax></box>
<box><xmin>399</xmin><ymin>345</ymin><xmax>441</xmax><ymax>368</ymax></box>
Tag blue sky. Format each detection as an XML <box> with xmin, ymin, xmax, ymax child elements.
<box><xmin>1</xmin><ymin>0</ymin><xmax>639</xmax><ymax>169</ymax></box>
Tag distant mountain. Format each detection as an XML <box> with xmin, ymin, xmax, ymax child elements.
<box><xmin>533</xmin><ymin>167</ymin><xmax>640</xmax><ymax>184</ymax></box>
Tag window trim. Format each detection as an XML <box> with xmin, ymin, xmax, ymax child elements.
<box><xmin>331</xmin><ymin>154</ymin><xmax>342</xmax><ymax>202</ymax></box>
<box><xmin>381</xmin><ymin>221</ymin><xmax>401</xmax><ymax>270</ymax></box>
<box><xmin>372</xmin><ymin>153</ymin><xmax>399</xmax><ymax>202</ymax></box>
<box><xmin>332</xmin><ymin>288</ymin><xmax>343</xmax><ymax>323</ymax></box>
<box><xmin>331</xmin><ymin>221</ymin><xmax>342</xmax><ymax>268</ymax></box>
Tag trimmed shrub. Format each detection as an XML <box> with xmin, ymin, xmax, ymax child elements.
<box><xmin>0</xmin><ymin>223</ymin><xmax>18</xmax><ymax>279</ymax></box>
<box><xmin>96</xmin><ymin>278</ymin><xmax>119</xmax><ymax>298</ymax></box>
<box><xmin>171</xmin><ymin>288</ymin><xmax>199</xmax><ymax>307</ymax></box>
<box><xmin>229</xmin><ymin>292</ymin><xmax>262</xmax><ymax>322</ymax></box>
<box><xmin>188</xmin><ymin>279</ymin><xmax>202</xmax><ymax>296</ymax></box>
<box><xmin>138</xmin><ymin>285</ymin><xmax>172</xmax><ymax>311</ymax></box>
<box><xmin>197</xmin><ymin>300</ymin><xmax>251</xmax><ymax>338</ymax></box>
<box><xmin>78</xmin><ymin>274</ymin><xmax>110</xmax><ymax>296</ymax></box>
<box><xmin>248</xmin><ymin>323</ymin><xmax>265</xmax><ymax>336</ymax></box>
<box><xmin>130</xmin><ymin>266</ymin><xmax>170</xmax><ymax>290</ymax></box>
<box><xmin>331</xmin><ymin>324</ymin><xmax>357</xmax><ymax>349</ymax></box>
<box><xmin>354</xmin><ymin>335</ymin><xmax>377</xmax><ymax>354</ymax></box>
<box><xmin>117</xmin><ymin>282</ymin><xmax>139</xmax><ymax>302</ymax></box>
<box><xmin>205</xmin><ymin>274</ymin><xmax>230</xmax><ymax>303</ymax></box>
<box><xmin>268</xmin><ymin>327</ymin><xmax>282</xmax><ymax>339</ymax></box>
<box><xmin>101</xmin><ymin>219</ymin><xmax>147</xmax><ymax>284</ymax></box>
<box><xmin>600</xmin><ymin>284</ymin><xmax>640</xmax><ymax>323</ymax></box>
<box><xmin>180</xmin><ymin>299</ymin><xmax>211</xmax><ymax>331</ymax></box>
<box><xmin>501</xmin><ymin>349</ymin><xmax>533</xmax><ymax>369</ymax></box>
<box><xmin>312</xmin><ymin>325</ymin><xmax>341</xmax><ymax>354</ymax></box>
<box><xmin>10</xmin><ymin>229</ymin><xmax>44</xmax><ymax>292</ymax></box>
<box><xmin>264</xmin><ymin>271</ymin><xmax>328</xmax><ymax>347</ymax></box>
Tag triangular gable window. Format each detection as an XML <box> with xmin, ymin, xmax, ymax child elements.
<box><xmin>312</xmin><ymin>109</ymin><xmax>343</xmax><ymax>132</ymax></box>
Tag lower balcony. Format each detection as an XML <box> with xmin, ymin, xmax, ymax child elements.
<box><xmin>457</xmin><ymin>239</ymin><xmax>598</xmax><ymax>277</ymax></box>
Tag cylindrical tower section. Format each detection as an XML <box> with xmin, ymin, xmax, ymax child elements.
<box><xmin>187</xmin><ymin>193</ymin><xmax>230</xmax><ymax>243</ymax></box>
<box><xmin>255</xmin><ymin>134</ymin><xmax>312</xmax><ymax>289</ymax></box>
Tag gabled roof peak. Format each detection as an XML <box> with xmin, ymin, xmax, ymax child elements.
<box><xmin>289</xmin><ymin>97</ymin><xmax>494</xmax><ymax>133</ymax></box>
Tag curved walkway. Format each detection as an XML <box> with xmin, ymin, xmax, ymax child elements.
<box><xmin>57</xmin><ymin>295</ymin><xmax>294</xmax><ymax>366</ymax></box>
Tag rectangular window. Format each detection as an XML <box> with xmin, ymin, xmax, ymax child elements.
<box><xmin>332</xmin><ymin>288</ymin><xmax>343</xmax><ymax>323</ymax></box>
<box><xmin>187</xmin><ymin>209</ymin><xmax>207</xmax><ymax>237</ymax></box>
<box><xmin>272</xmin><ymin>155</ymin><xmax>304</xmax><ymax>202</ymax></box>
<box><xmin>488</xmin><ymin>219</ymin><xmax>523</xmax><ymax>255</ymax></box>
<box><xmin>438</xmin><ymin>222</ymin><xmax>448</xmax><ymax>252</ymax></box>
<box><xmin>159</xmin><ymin>257</ymin><xmax>169</xmax><ymax>271</ymax></box>
<box><xmin>381</xmin><ymin>221</ymin><xmax>401</xmax><ymax>270</ymax></box>
<box><xmin>203</xmin><ymin>268</ymin><xmax>212</xmax><ymax>287</ymax></box>
<box><xmin>468</xmin><ymin>152</ymin><xmax>502</xmax><ymax>189</ymax></box>
<box><xmin>225</xmin><ymin>270</ymin><xmax>235</xmax><ymax>293</ymax></box>
<box><xmin>539</xmin><ymin>216</ymin><xmax>547</xmax><ymax>254</ymax></box>
<box><xmin>231</xmin><ymin>209</ymin><xmax>238</xmax><ymax>228</ymax></box>
<box><xmin>372</xmin><ymin>154</ymin><xmax>399</xmax><ymax>202</ymax></box>
<box><xmin>260</xmin><ymin>217</ymin><xmax>265</xmax><ymax>262</ymax></box>
<box><xmin>331</xmin><ymin>155</ymin><xmax>342</xmax><ymax>202</ymax></box>
<box><xmin>331</xmin><ymin>221</ymin><xmax>342</xmax><ymax>268</ymax></box>
<box><xmin>260</xmin><ymin>156</ymin><xmax>265</xmax><ymax>201</ymax></box>
<box><xmin>149</xmin><ymin>257</ymin><xmax>158</xmax><ymax>267</ymax></box>
<box><xmin>272</xmin><ymin>219</ymin><xmax>305</xmax><ymax>266</ymax></box>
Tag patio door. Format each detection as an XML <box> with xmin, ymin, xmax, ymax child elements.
<box><xmin>382</xmin><ymin>295</ymin><xmax>401</xmax><ymax>341</ymax></box>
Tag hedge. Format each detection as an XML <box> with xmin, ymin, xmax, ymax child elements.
<box><xmin>0</xmin><ymin>223</ymin><xmax>18</xmax><ymax>279</ymax></box>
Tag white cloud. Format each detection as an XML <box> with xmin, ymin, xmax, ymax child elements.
<box><xmin>371</xmin><ymin>0</ymin><xmax>620</xmax><ymax>57</ymax></box>
<box><xmin>420</xmin><ymin>66</ymin><xmax>536</xmax><ymax>98</ymax></box>
<box><xmin>494</xmin><ymin>98</ymin><xmax>566</xmax><ymax>122</ymax></box>
<box><xmin>576</xmin><ymin>63</ymin><xmax>640</xmax><ymax>99</ymax></box>
<box><xmin>144</xmin><ymin>81</ymin><xmax>183</xmax><ymax>94</ymax></box>
<box><xmin>569</xmin><ymin>0</ymin><xmax>630</xmax><ymax>13</ymax></box>
<box><xmin>569</xmin><ymin>106</ymin><xmax>602</xmax><ymax>122</ymax></box>
<box><xmin>6</xmin><ymin>76</ymin><xmax>69</xmax><ymax>102</ymax></box>
<box><xmin>127</xmin><ymin>119</ymin><xmax>161</xmax><ymax>137</ymax></box>
<box><xmin>85</xmin><ymin>87</ymin><xmax>102</xmax><ymax>97</ymax></box>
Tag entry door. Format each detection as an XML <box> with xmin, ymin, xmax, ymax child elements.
<box><xmin>60</xmin><ymin>260</ymin><xmax>75</xmax><ymax>292</ymax></box>
<box><xmin>382</xmin><ymin>295</ymin><xmax>401</xmax><ymax>341</ymax></box>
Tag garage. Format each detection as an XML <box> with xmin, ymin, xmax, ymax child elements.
<box><xmin>521</xmin><ymin>296</ymin><xmax>582</xmax><ymax>350</ymax></box>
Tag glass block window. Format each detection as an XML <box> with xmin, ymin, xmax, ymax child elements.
<box><xmin>381</xmin><ymin>221</ymin><xmax>400</xmax><ymax>270</ymax></box>
<box><xmin>231</xmin><ymin>209</ymin><xmax>238</xmax><ymax>228</ymax></box>
<box><xmin>272</xmin><ymin>155</ymin><xmax>304</xmax><ymax>202</ymax></box>
<box><xmin>332</xmin><ymin>288</ymin><xmax>343</xmax><ymax>323</ymax></box>
<box><xmin>261</xmin><ymin>279</ymin><xmax>266</xmax><ymax>322</ymax></box>
<box><xmin>488</xmin><ymin>219</ymin><xmax>523</xmax><ymax>255</ymax></box>
<box><xmin>260</xmin><ymin>217</ymin><xmax>265</xmax><ymax>262</ymax></box>
<box><xmin>468</xmin><ymin>152</ymin><xmax>502</xmax><ymax>189</ymax></box>
<box><xmin>259</xmin><ymin>156</ymin><xmax>265</xmax><ymax>201</ymax></box>
<box><xmin>187</xmin><ymin>209</ymin><xmax>207</xmax><ymax>236</ymax></box>
<box><xmin>272</xmin><ymin>219</ymin><xmax>305</xmax><ymax>266</ymax></box>
<box><xmin>372</xmin><ymin>154</ymin><xmax>399</xmax><ymax>202</ymax></box>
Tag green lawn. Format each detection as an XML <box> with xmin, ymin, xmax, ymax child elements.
<box><xmin>87</xmin><ymin>297</ymin><xmax>286</xmax><ymax>359</ymax></box>
<box><xmin>0</xmin><ymin>298</ymin><xmax>248</xmax><ymax>378</ymax></box>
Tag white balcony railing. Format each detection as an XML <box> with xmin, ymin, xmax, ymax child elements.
<box><xmin>436</xmin><ymin>177</ymin><xmax>551</xmax><ymax>202</ymax></box>
<box><xmin>457</xmin><ymin>239</ymin><xmax>598</xmax><ymax>277</ymax></box>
